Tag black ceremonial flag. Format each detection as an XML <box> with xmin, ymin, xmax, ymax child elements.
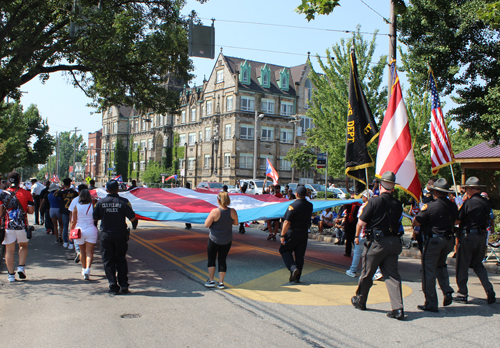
<box><xmin>345</xmin><ymin>48</ymin><xmax>379</xmax><ymax>186</ymax></box>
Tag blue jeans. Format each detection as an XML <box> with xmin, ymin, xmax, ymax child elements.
<box><xmin>349</xmin><ymin>237</ymin><xmax>366</xmax><ymax>273</ymax></box>
<box><xmin>62</xmin><ymin>214</ymin><xmax>70</xmax><ymax>243</ymax></box>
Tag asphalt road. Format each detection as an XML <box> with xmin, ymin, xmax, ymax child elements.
<box><xmin>1</xmin><ymin>217</ymin><xmax>499</xmax><ymax>348</ymax></box>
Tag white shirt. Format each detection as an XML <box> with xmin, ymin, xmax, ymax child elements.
<box><xmin>321</xmin><ymin>210</ymin><xmax>333</xmax><ymax>223</ymax></box>
<box><xmin>31</xmin><ymin>182</ymin><xmax>45</xmax><ymax>196</ymax></box>
<box><xmin>69</xmin><ymin>196</ymin><xmax>79</xmax><ymax>214</ymax></box>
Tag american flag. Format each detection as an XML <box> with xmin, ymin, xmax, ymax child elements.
<box><xmin>429</xmin><ymin>72</ymin><xmax>454</xmax><ymax>174</ymax></box>
<box><xmin>265</xmin><ymin>158</ymin><xmax>279</xmax><ymax>185</ymax></box>
<box><xmin>376</xmin><ymin>64</ymin><xmax>422</xmax><ymax>202</ymax></box>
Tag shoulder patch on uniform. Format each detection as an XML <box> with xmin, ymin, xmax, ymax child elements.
<box><xmin>127</xmin><ymin>201</ymin><xmax>131</xmax><ymax>207</ymax></box>
<box><xmin>421</xmin><ymin>204</ymin><xmax>428</xmax><ymax>211</ymax></box>
<box><xmin>288</xmin><ymin>205</ymin><xmax>294</xmax><ymax>211</ymax></box>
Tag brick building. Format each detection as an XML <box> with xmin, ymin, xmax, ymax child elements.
<box><xmin>86</xmin><ymin>129</ymin><xmax>102</xmax><ymax>180</ymax></box>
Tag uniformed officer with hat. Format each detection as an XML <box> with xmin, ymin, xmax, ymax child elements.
<box><xmin>93</xmin><ymin>180</ymin><xmax>136</xmax><ymax>295</ymax></box>
<box><xmin>351</xmin><ymin>171</ymin><xmax>405</xmax><ymax>320</ymax></box>
<box><xmin>279</xmin><ymin>185</ymin><xmax>313</xmax><ymax>283</ymax></box>
<box><xmin>454</xmin><ymin>176</ymin><xmax>496</xmax><ymax>304</ymax></box>
<box><xmin>412</xmin><ymin>178</ymin><xmax>457</xmax><ymax>312</ymax></box>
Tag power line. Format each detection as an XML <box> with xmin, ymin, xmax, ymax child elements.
<box><xmin>359</xmin><ymin>0</ymin><xmax>389</xmax><ymax>24</ymax></box>
<box><xmin>199</xmin><ymin>17</ymin><xmax>390</xmax><ymax>37</ymax></box>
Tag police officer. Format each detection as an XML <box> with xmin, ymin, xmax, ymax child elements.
<box><xmin>279</xmin><ymin>185</ymin><xmax>313</xmax><ymax>283</ymax></box>
<box><xmin>351</xmin><ymin>171</ymin><xmax>404</xmax><ymax>320</ymax></box>
<box><xmin>412</xmin><ymin>178</ymin><xmax>457</xmax><ymax>312</ymax></box>
<box><xmin>93</xmin><ymin>180</ymin><xmax>136</xmax><ymax>295</ymax></box>
<box><xmin>454</xmin><ymin>176</ymin><xmax>496</xmax><ymax>304</ymax></box>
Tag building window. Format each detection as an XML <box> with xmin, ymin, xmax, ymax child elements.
<box><xmin>216</xmin><ymin>70</ymin><xmax>224</xmax><ymax>83</ymax></box>
<box><xmin>133</xmin><ymin>162</ymin><xmax>137</xmax><ymax>170</ymax></box>
<box><xmin>204</xmin><ymin>155</ymin><xmax>211</xmax><ymax>169</ymax></box>
<box><xmin>113</xmin><ymin>122</ymin><xmax>117</xmax><ymax>134</ymax></box>
<box><xmin>199</xmin><ymin>131</ymin><xmax>203</xmax><ymax>143</ymax></box>
<box><xmin>261</xmin><ymin>99</ymin><xmax>275</xmax><ymax>114</ymax></box>
<box><xmin>259</xmin><ymin>155</ymin><xmax>273</xmax><ymax>170</ymax></box>
<box><xmin>140</xmin><ymin>140</ymin><xmax>146</xmax><ymax>150</ymax></box>
<box><xmin>301</xmin><ymin>169</ymin><xmax>314</xmax><ymax>179</ymax></box>
<box><xmin>148</xmin><ymin>138</ymin><xmax>153</xmax><ymax>150</ymax></box>
<box><xmin>179</xmin><ymin>159</ymin><xmax>185</xmax><ymax>169</ymax></box>
<box><xmin>181</xmin><ymin>110</ymin><xmax>186</xmax><ymax>124</ymax></box>
<box><xmin>179</xmin><ymin>134</ymin><xmax>186</xmax><ymax>146</ymax></box>
<box><xmin>263</xmin><ymin>73</ymin><xmax>269</xmax><ymax>86</ymax></box>
<box><xmin>134</xmin><ymin>121</ymin><xmax>138</xmax><ymax>132</ymax></box>
<box><xmin>240</xmin><ymin>124</ymin><xmax>254</xmax><ymax>140</ymax></box>
<box><xmin>305</xmin><ymin>78</ymin><xmax>313</xmax><ymax>108</ymax></box>
<box><xmin>259</xmin><ymin>64</ymin><xmax>271</xmax><ymax>88</ymax></box>
<box><xmin>224</xmin><ymin>153</ymin><xmax>231</xmax><ymax>168</ymax></box>
<box><xmin>240</xmin><ymin>60</ymin><xmax>251</xmax><ymax>85</ymax></box>
<box><xmin>188</xmin><ymin>132</ymin><xmax>196</xmax><ymax>146</ymax></box>
<box><xmin>300</xmin><ymin>116</ymin><xmax>314</xmax><ymax>131</ymax></box>
<box><xmin>241</xmin><ymin>96</ymin><xmax>255</xmax><ymax>111</ymax></box>
<box><xmin>280</xmin><ymin>156</ymin><xmax>291</xmax><ymax>171</ymax></box>
<box><xmin>226</xmin><ymin>96</ymin><xmax>233</xmax><ymax>112</ymax></box>
<box><xmin>205</xmin><ymin>127</ymin><xmax>211</xmax><ymax>141</ymax></box>
<box><xmin>206</xmin><ymin>100</ymin><xmax>213</xmax><ymax>115</ymax></box>
<box><xmin>225</xmin><ymin>124</ymin><xmax>232</xmax><ymax>139</ymax></box>
<box><xmin>239</xmin><ymin>153</ymin><xmax>253</xmax><ymax>169</ymax></box>
<box><xmin>278</xmin><ymin>68</ymin><xmax>290</xmax><ymax>91</ymax></box>
<box><xmin>191</xmin><ymin>108</ymin><xmax>196</xmax><ymax>122</ymax></box>
<box><xmin>187</xmin><ymin>157</ymin><xmax>195</xmax><ymax>170</ymax></box>
<box><xmin>242</xmin><ymin>70</ymin><xmax>249</xmax><ymax>83</ymax></box>
<box><xmin>103</xmin><ymin>124</ymin><xmax>108</xmax><ymax>135</ymax></box>
<box><xmin>140</xmin><ymin>161</ymin><xmax>145</xmax><ymax>170</ymax></box>
<box><xmin>281</xmin><ymin>128</ymin><xmax>293</xmax><ymax>143</ymax></box>
<box><xmin>280</xmin><ymin>101</ymin><xmax>294</xmax><ymax>116</ymax></box>
<box><xmin>159</xmin><ymin>115</ymin><xmax>163</xmax><ymax>126</ymax></box>
<box><xmin>261</xmin><ymin>126</ymin><xmax>274</xmax><ymax>141</ymax></box>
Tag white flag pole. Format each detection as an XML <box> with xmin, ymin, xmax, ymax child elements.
<box><xmin>449</xmin><ymin>164</ymin><xmax>459</xmax><ymax>196</ymax></box>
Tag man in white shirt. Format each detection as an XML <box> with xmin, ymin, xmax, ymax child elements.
<box><xmin>31</xmin><ymin>178</ymin><xmax>45</xmax><ymax>225</ymax></box>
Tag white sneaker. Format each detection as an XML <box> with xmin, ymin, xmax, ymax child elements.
<box><xmin>63</xmin><ymin>242</ymin><xmax>69</xmax><ymax>248</ymax></box>
<box><xmin>68</xmin><ymin>243</ymin><xmax>74</xmax><ymax>250</ymax></box>
<box><xmin>8</xmin><ymin>273</ymin><xmax>15</xmax><ymax>282</ymax></box>
<box><xmin>373</xmin><ymin>271</ymin><xmax>383</xmax><ymax>281</ymax></box>
<box><xmin>345</xmin><ymin>270</ymin><xmax>356</xmax><ymax>278</ymax></box>
<box><xmin>204</xmin><ymin>280</ymin><xmax>216</xmax><ymax>288</ymax></box>
<box><xmin>17</xmin><ymin>266</ymin><xmax>26</xmax><ymax>279</ymax></box>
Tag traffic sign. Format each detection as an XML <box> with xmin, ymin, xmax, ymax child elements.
<box><xmin>317</xmin><ymin>153</ymin><xmax>327</xmax><ymax>169</ymax></box>
<box><xmin>85</xmin><ymin>177</ymin><xmax>91</xmax><ymax>183</ymax></box>
<box><xmin>160</xmin><ymin>173</ymin><xmax>169</xmax><ymax>176</ymax></box>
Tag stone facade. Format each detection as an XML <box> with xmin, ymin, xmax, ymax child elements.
<box><xmin>96</xmin><ymin>53</ymin><xmax>318</xmax><ymax>186</ymax></box>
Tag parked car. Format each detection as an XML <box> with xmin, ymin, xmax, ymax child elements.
<box><xmin>328</xmin><ymin>187</ymin><xmax>348</xmax><ymax>199</ymax></box>
<box><xmin>197</xmin><ymin>182</ymin><xmax>224</xmax><ymax>193</ymax></box>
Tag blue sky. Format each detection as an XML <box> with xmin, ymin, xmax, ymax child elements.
<box><xmin>20</xmin><ymin>0</ymin><xmax>393</xmax><ymax>141</ymax></box>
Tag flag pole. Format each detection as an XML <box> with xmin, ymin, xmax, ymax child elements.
<box><xmin>449</xmin><ymin>164</ymin><xmax>459</xmax><ymax>196</ymax></box>
<box><xmin>365</xmin><ymin>168</ymin><xmax>369</xmax><ymax>193</ymax></box>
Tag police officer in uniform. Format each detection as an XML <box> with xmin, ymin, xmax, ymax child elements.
<box><xmin>93</xmin><ymin>180</ymin><xmax>136</xmax><ymax>295</ymax></box>
<box><xmin>279</xmin><ymin>185</ymin><xmax>313</xmax><ymax>283</ymax></box>
<box><xmin>454</xmin><ymin>176</ymin><xmax>496</xmax><ymax>304</ymax></box>
<box><xmin>412</xmin><ymin>178</ymin><xmax>457</xmax><ymax>312</ymax></box>
<box><xmin>351</xmin><ymin>171</ymin><xmax>404</xmax><ymax>320</ymax></box>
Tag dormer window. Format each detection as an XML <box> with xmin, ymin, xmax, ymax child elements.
<box><xmin>277</xmin><ymin>68</ymin><xmax>290</xmax><ymax>91</ymax></box>
<box><xmin>239</xmin><ymin>60</ymin><xmax>251</xmax><ymax>85</ymax></box>
<box><xmin>258</xmin><ymin>64</ymin><xmax>271</xmax><ymax>88</ymax></box>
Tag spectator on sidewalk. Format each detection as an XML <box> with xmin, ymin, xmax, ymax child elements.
<box><xmin>0</xmin><ymin>172</ymin><xmax>35</xmax><ymax>282</ymax></box>
<box><xmin>318</xmin><ymin>207</ymin><xmax>334</xmax><ymax>234</ymax></box>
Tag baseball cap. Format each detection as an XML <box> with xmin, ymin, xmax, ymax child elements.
<box><xmin>296</xmin><ymin>185</ymin><xmax>307</xmax><ymax>196</ymax></box>
<box><xmin>106</xmin><ymin>180</ymin><xmax>119</xmax><ymax>191</ymax></box>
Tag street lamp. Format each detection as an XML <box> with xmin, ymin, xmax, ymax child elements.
<box><xmin>253</xmin><ymin>112</ymin><xmax>265</xmax><ymax>180</ymax></box>
<box><xmin>289</xmin><ymin>115</ymin><xmax>302</xmax><ymax>183</ymax></box>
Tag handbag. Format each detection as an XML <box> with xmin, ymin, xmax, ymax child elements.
<box><xmin>69</xmin><ymin>228</ymin><xmax>81</xmax><ymax>240</ymax></box>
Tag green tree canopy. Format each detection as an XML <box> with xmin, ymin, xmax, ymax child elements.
<box><xmin>0</xmin><ymin>0</ymin><xmax>197</xmax><ymax>113</ymax></box>
<box><xmin>55</xmin><ymin>131</ymin><xmax>86</xmax><ymax>179</ymax></box>
<box><xmin>0</xmin><ymin>102</ymin><xmax>54</xmax><ymax>173</ymax></box>
<box><xmin>305</xmin><ymin>27</ymin><xmax>387</xmax><ymax>178</ymax></box>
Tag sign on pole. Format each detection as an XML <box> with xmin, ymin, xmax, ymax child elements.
<box><xmin>317</xmin><ymin>153</ymin><xmax>327</xmax><ymax>169</ymax></box>
<box><xmin>85</xmin><ymin>177</ymin><xmax>91</xmax><ymax>183</ymax></box>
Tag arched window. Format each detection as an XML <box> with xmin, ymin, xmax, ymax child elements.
<box><xmin>243</xmin><ymin>69</ymin><xmax>249</xmax><ymax>83</ymax></box>
<box><xmin>263</xmin><ymin>73</ymin><xmax>269</xmax><ymax>86</ymax></box>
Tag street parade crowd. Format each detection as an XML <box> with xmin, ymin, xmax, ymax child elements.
<box><xmin>0</xmin><ymin>170</ymin><xmax>497</xmax><ymax>320</ymax></box>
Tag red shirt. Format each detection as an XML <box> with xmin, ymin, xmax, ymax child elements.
<box><xmin>275</xmin><ymin>192</ymin><xmax>283</xmax><ymax>199</ymax></box>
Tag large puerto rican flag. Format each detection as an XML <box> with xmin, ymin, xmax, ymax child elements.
<box><xmin>91</xmin><ymin>188</ymin><xmax>357</xmax><ymax>224</ymax></box>
<box><xmin>376</xmin><ymin>64</ymin><xmax>422</xmax><ymax>201</ymax></box>
<box><xmin>429</xmin><ymin>72</ymin><xmax>454</xmax><ymax>174</ymax></box>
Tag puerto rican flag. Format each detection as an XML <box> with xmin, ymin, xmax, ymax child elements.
<box><xmin>376</xmin><ymin>63</ymin><xmax>422</xmax><ymax>202</ymax></box>
<box><xmin>90</xmin><ymin>187</ymin><xmax>357</xmax><ymax>224</ymax></box>
<box><xmin>265</xmin><ymin>158</ymin><xmax>279</xmax><ymax>185</ymax></box>
<box><xmin>166</xmin><ymin>174</ymin><xmax>178</xmax><ymax>181</ymax></box>
<box><xmin>429</xmin><ymin>72</ymin><xmax>454</xmax><ymax>174</ymax></box>
<box><xmin>51</xmin><ymin>174</ymin><xmax>60</xmax><ymax>183</ymax></box>
<box><xmin>113</xmin><ymin>175</ymin><xmax>123</xmax><ymax>183</ymax></box>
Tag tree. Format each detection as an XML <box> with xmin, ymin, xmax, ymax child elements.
<box><xmin>306</xmin><ymin>27</ymin><xmax>387</xmax><ymax>178</ymax></box>
<box><xmin>0</xmin><ymin>1</ymin><xmax>197</xmax><ymax>113</ymax></box>
<box><xmin>114</xmin><ymin>138</ymin><xmax>129</xmax><ymax>182</ymax></box>
<box><xmin>0</xmin><ymin>102</ymin><xmax>54</xmax><ymax>173</ymax></box>
<box><xmin>142</xmin><ymin>160</ymin><xmax>167</xmax><ymax>184</ymax></box>
<box><xmin>284</xmin><ymin>146</ymin><xmax>317</xmax><ymax>171</ymax></box>
<box><xmin>56</xmin><ymin>131</ymin><xmax>86</xmax><ymax>179</ymax></box>
<box><xmin>398</xmin><ymin>1</ymin><xmax>500</xmax><ymax>143</ymax></box>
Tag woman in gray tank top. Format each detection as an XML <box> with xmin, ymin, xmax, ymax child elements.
<box><xmin>204</xmin><ymin>192</ymin><xmax>239</xmax><ymax>289</ymax></box>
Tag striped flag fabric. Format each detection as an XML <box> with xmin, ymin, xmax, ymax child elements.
<box><xmin>265</xmin><ymin>158</ymin><xmax>279</xmax><ymax>185</ymax></box>
<box><xmin>166</xmin><ymin>174</ymin><xmax>178</xmax><ymax>181</ymax></box>
<box><xmin>376</xmin><ymin>64</ymin><xmax>422</xmax><ymax>201</ymax></box>
<box><xmin>429</xmin><ymin>72</ymin><xmax>454</xmax><ymax>174</ymax></box>
<box><xmin>90</xmin><ymin>187</ymin><xmax>357</xmax><ymax>224</ymax></box>
<box><xmin>113</xmin><ymin>175</ymin><xmax>123</xmax><ymax>183</ymax></box>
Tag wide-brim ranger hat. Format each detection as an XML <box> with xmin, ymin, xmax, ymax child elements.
<box><xmin>463</xmin><ymin>176</ymin><xmax>486</xmax><ymax>188</ymax></box>
<box><xmin>48</xmin><ymin>183</ymin><xmax>59</xmax><ymax>192</ymax></box>
<box><xmin>379</xmin><ymin>171</ymin><xmax>398</xmax><ymax>185</ymax></box>
<box><xmin>429</xmin><ymin>178</ymin><xmax>453</xmax><ymax>193</ymax></box>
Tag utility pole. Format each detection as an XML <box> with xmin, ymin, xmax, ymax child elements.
<box><xmin>71</xmin><ymin>127</ymin><xmax>82</xmax><ymax>180</ymax></box>
<box><xmin>56</xmin><ymin>132</ymin><xmax>60</xmax><ymax>178</ymax></box>
<box><xmin>388</xmin><ymin>0</ymin><xmax>397</xmax><ymax>99</ymax></box>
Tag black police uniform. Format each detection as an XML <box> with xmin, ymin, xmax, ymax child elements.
<box><xmin>93</xmin><ymin>192</ymin><xmax>135</xmax><ymax>292</ymax></box>
<box><xmin>415</xmin><ymin>196</ymin><xmax>457</xmax><ymax>310</ymax></box>
<box><xmin>456</xmin><ymin>193</ymin><xmax>494</xmax><ymax>299</ymax></box>
<box><xmin>279</xmin><ymin>198</ymin><xmax>313</xmax><ymax>281</ymax></box>
<box><xmin>355</xmin><ymin>192</ymin><xmax>404</xmax><ymax>311</ymax></box>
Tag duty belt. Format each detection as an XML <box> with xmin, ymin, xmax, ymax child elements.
<box><xmin>462</xmin><ymin>228</ymin><xmax>485</xmax><ymax>234</ymax></box>
<box><xmin>431</xmin><ymin>233</ymin><xmax>445</xmax><ymax>238</ymax></box>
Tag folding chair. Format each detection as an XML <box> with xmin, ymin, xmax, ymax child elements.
<box><xmin>484</xmin><ymin>242</ymin><xmax>500</xmax><ymax>263</ymax></box>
